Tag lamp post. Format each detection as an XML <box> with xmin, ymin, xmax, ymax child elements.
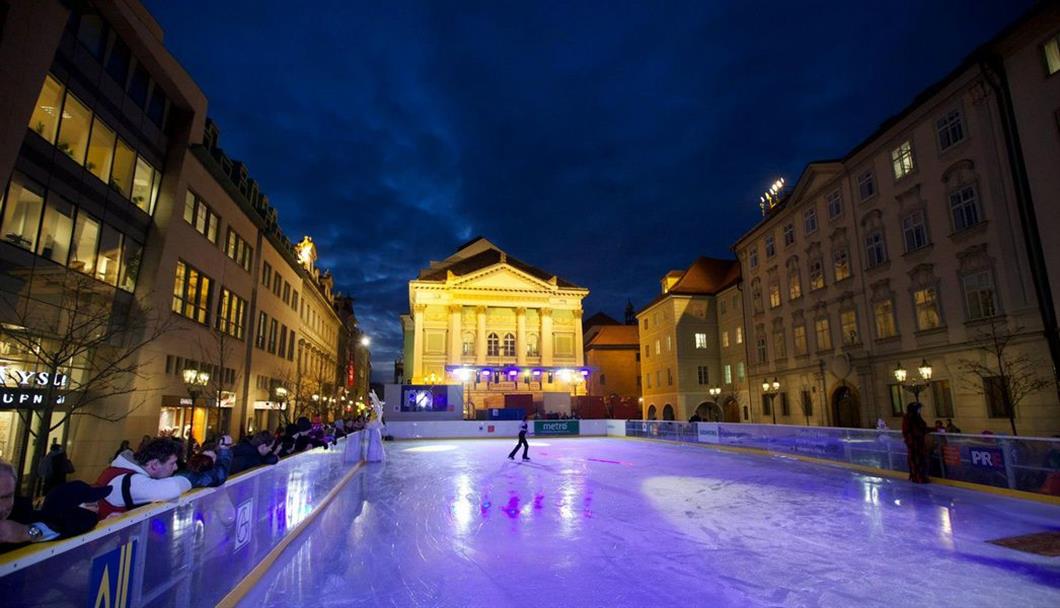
<box><xmin>759</xmin><ymin>178</ymin><xmax>786</xmax><ymax>216</ymax></box>
<box><xmin>894</xmin><ymin>359</ymin><xmax>933</xmax><ymax>401</ymax></box>
<box><xmin>761</xmin><ymin>377</ymin><xmax>780</xmax><ymax>424</ymax></box>
<box><xmin>273</xmin><ymin>386</ymin><xmax>288</xmax><ymax>426</ymax></box>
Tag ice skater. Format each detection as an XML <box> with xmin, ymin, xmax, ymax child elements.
<box><xmin>508</xmin><ymin>415</ymin><xmax>530</xmax><ymax>461</ymax></box>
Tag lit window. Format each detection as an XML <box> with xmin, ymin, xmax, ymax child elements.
<box><xmin>723</xmin><ymin>364</ymin><xmax>732</xmax><ymax>385</ymax></box>
<box><xmin>172</xmin><ymin>260</ymin><xmax>212</xmax><ymax>325</ymax></box>
<box><xmin>914</xmin><ymin>287</ymin><xmax>941</xmax><ymax>330</ymax></box>
<box><xmin>891</xmin><ymin>140</ymin><xmax>915</xmax><ymax>179</ymax></box>
<box><xmin>70</xmin><ymin>212</ymin><xmax>100</xmax><ymax>275</ymax></box>
<box><xmin>1044</xmin><ymin>34</ymin><xmax>1060</xmax><ymax>75</ymax></box>
<box><xmin>695</xmin><ymin>333</ymin><xmax>707</xmax><ymax>349</ymax></box>
<box><xmin>29</xmin><ymin>74</ymin><xmax>64</xmax><ymax>144</ymax></box>
<box><xmin>735</xmin><ymin>327</ymin><xmax>743</xmax><ymax>344</ymax></box>
<box><xmin>96</xmin><ymin>223</ymin><xmax>122</xmax><ymax>286</ymax></box>
<box><xmin>86</xmin><ymin>117</ymin><xmax>116</xmax><ymax>184</ymax></box>
<box><xmin>57</xmin><ymin>92</ymin><xmax>92</xmax><ymax>164</ymax></box>
<box><xmin>1</xmin><ymin>174</ymin><xmax>45</xmax><ymax>251</ymax></box>
<box><xmin>809</xmin><ymin>259</ymin><xmax>825</xmax><ymax>290</ymax></box>
<box><xmin>131</xmin><ymin>156</ymin><xmax>159</xmax><ymax>214</ymax></box>
<box><xmin>768</xmin><ymin>282</ymin><xmax>781</xmax><ymax>308</ymax></box>
<box><xmin>215</xmin><ymin>288</ymin><xmax>248</xmax><ymax>339</ymax></box>
<box><xmin>902</xmin><ymin>210</ymin><xmax>929</xmax><ymax>252</ymax></box>
<box><xmin>857</xmin><ymin>170</ymin><xmax>876</xmax><ymax>201</ymax></box>
<box><xmin>815</xmin><ymin>317</ymin><xmax>832</xmax><ymax>351</ymax></box>
<box><xmin>37</xmin><ymin>194</ymin><xmax>74</xmax><ymax>264</ymax></box>
<box><xmin>963</xmin><ymin>271</ymin><xmax>997</xmax><ymax>320</ymax></box>
<box><xmin>833</xmin><ymin>248</ymin><xmax>850</xmax><ymax>281</ymax></box>
<box><xmin>793</xmin><ymin>325</ymin><xmax>807</xmax><ymax>355</ymax></box>
<box><xmin>874</xmin><ymin>300</ymin><xmax>897</xmax><ymax>339</ymax></box>
<box><xmin>788</xmin><ymin>267</ymin><xmax>801</xmax><ymax>300</ymax></box>
<box><xmin>184</xmin><ymin>191</ymin><xmax>219</xmax><ymax>243</ymax></box>
<box><xmin>949</xmin><ymin>185</ymin><xmax>981</xmax><ymax>232</ymax></box>
<box><xmin>655</xmin><ymin>340</ymin><xmax>660</xmax><ymax>355</ymax></box>
<box><xmin>840</xmin><ymin>310</ymin><xmax>858</xmax><ymax>344</ymax></box>
<box><xmin>736</xmin><ymin>362</ymin><xmax>745</xmax><ymax>379</ymax></box>
<box><xmin>936</xmin><ymin>110</ymin><xmax>964</xmax><ymax>150</ymax></box>
<box><xmin>111</xmin><ymin>138</ymin><xmax>136</xmax><ymax>198</ymax></box>
<box><xmin>722</xmin><ymin>331</ymin><xmax>729</xmax><ymax>348</ymax></box>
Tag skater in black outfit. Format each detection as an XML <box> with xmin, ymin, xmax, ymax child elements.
<box><xmin>508</xmin><ymin>415</ymin><xmax>530</xmax><ymax>461</ymax></box>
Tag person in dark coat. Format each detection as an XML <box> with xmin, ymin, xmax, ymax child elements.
<box><xmin>230</xmin><ymin>432</ymin><xmax>280</xmax><ymax>475</ymax></box>
<box><xmin>902</xmin><ymin>402</ymin><xmax>931</xmax><ymax>484</ymax></box>
<box><xmin>508</xmin><ymin>415</ymin><xmax>531</xmax><ymax>461</ymax></box>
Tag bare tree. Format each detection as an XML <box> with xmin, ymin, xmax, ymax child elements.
<box><xmin>193</xmin><ymin>318</ymin><xmax>243</xmax><ymax>440</ymax></box>
<box><xmin>958</xmin><ymin>316</ymin><xmax>1053</xmax><ymax>435</ymax></box>
<box><xmin>0</xmin><ymin>271</ymin><xmax>177</xmax><ymax>492</ymax></box>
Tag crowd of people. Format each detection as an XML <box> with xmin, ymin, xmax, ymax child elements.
<box><xmin>1</xmin><ymin>414</ymin><xmax>373</xmax><ymax>553</ymax></box>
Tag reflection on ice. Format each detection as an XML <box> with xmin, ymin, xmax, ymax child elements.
<box><xmin>403</xmin><ymin>444</ymin><xmax>458</xmax><ymax>453</ymax></box>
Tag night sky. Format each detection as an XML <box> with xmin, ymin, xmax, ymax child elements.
<box><xmin>143</xmin><ymin>0</ymin><xmax>1032</xmax><ymax>381</ymax></box>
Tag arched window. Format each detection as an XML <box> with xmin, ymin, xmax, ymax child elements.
<box><xmin>503</xmin><ymin>333</ymin><xmax>516</xmax><ymax>357</ymax></box>
<box><xmin>663</xmin><ymin>404</ymin><xmax>675</xmax><ymax>420</ymax></box>
<box><xmin>647</xmin><ymin>404</ymin><xmax>657</xmax><ymax>420</ymax></box>
<box><xmin>487</xmin><ymin>332</ymin><xmax>499</xmax><ymax>357</ymax></box>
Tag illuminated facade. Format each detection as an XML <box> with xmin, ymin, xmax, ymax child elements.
<box><xmin>401</xmin><ymin>237</ymin><xmax>589</xmax><ymax>415</ymax></box>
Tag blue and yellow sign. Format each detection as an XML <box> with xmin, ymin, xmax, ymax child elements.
<box><xmin>88</xmin><ymin>539</ymin><xmax>136</xmax><ymax>608</ymax></box>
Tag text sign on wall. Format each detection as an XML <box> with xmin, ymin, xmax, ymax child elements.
<box><xmin>535</xmin><ymin>420</ymin><xmax>579</xmax><ymax>435</ymax></box>
<box><xmin>696</xmin><ymin>422</ymin><xmax>720</xmax><ymax>444</ymax></box>
<box><xmin>969</xmin><ymin>447</ymin><xmax>1005</xmax><ymax>470</ymax></box>
<box><xmin>88</xmin><ymin>539</ymin><xmax>137</xmax><ymax>608</ymax></box>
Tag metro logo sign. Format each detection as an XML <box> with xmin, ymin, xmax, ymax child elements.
<box><xmin>535</xmin><ymin>420</ymin><xmax>579</xmax><ymax>435</ymax></box>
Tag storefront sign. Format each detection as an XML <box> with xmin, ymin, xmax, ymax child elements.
<box><xmin>969</xmin><ymin>447</ymin><xmax>1005</xmax><ymax>470</ymax></box>
<box><xmin>535</xmin><ymin>420</ymin><xmax>579</xmax><ymax>435</ymax></box>
<box><xmin>0</xmin><ymin>367</ymin><xmax>68</xmax><ymax>388</ymax></box>
<box><xmin>696</xmin><ymin>422</ymin><xmax>720</xmax><ymax>444</ymax></box>
<box><xmin>253</xmin><ymin>401</ymin><xmax>287</xmax><ymax>411</ymax></box>
<box><xmin>0</xmin><ymin>388</ymin><xmax>64</xmax><ymax>408</ymax></box>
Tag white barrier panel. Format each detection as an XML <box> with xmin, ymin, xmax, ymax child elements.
<box><xmin>387</xmin><ymin>420</ymin><xmax>526</xmax><ymax>439</ymax></box>
<box><xmin>578</xmin><ymin>420</ymin><xmax>608</xmax><ymax>436</ymax></box>
<box><xmin>606</xmin><ymin>419</ymin><xmax>626</xmax><ymax>436</ymax></box>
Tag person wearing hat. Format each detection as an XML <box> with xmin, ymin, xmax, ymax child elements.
<box><xmin>1</xmin><ymin>460</ymin><xmax>112</xmax><ymax>552</ymax></box>
<box><xmin>901</xmin><ymin>402</ymin><xmax>931</xmax><ymax>484</ymax></box>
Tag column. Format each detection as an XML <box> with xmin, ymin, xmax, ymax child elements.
<box><xmin>541</xmin><ymin>307</ymin><xmax>553</xmax><ymax>366</ymax></box>
<box><xmin>448</xmin><ymin>304</ymin><xmax>462</xmax><ymax>365</ymax></box>
<box><xmin>516</xmin><ymin>307</ymin><xmax>527</xmax><ymax>366</ymax></box>
<box><xmin>412</xmin><ymin>304</ymin><xmax>425</xmax><ymax>383</ymax></box>
<box><xmin>573</xmin><ymin>308</ymin><xmax>584</xmax><ymax>365</ymax></box>
<box><xmin>475</xmin><ymin>306</ymin><xmax>487</xmax><ymax>365</ymax></box>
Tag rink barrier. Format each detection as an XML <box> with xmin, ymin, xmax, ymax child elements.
<box><xmin>624</xmin><ymin>421</ymin><xmax>1060</xmax><ymax>502</ymax></box>
<box><xmin>0</xmin><ymin>432</ymin><xmax>367</xmax><ymax>607</ymax></box>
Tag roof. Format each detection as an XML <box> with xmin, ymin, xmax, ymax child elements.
<box><xmin>584</xmin><ymin>312</ymin><xmax>620</xmax><ymax>329</ymax></box>
<box><xmin>637</xmin><ymin>257</ymin><xmax>741</xmax><ymax>315</ymax></box>
<box><xmin>416</xmin><ymin>239</ymin><xmax>584</xmax><ymax>289</ymax></box>
<box><xmin>585</xmin><ymin>325</ymin><xmax>640</xmax><ymax>349</ymax></box>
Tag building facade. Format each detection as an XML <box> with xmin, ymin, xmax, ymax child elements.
<box><xmin>401</xmin><ymin>237</ymin><xmax>589</xmax><ymax>416</ymax></box>
<box><xmin>637</xmin><ymin>258</ymin><xmax>745</xmax><ymax>422</ymax></box>
<box><xmin>732</xmin><ymin>5</ymin><xmax>1060</xmax><ymax>434</ymax></box>
<box><xmin>583</xmin><ymin>313</ymin><xmax>641</xmax><ymax>413</ymax></box>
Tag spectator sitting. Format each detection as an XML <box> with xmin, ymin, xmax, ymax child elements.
<box><xmin>945</xmin><ymin>418</ymin><xmax>962</xmax><ymax>433</ymax></box>
<box><xmin>230</xmin><ymin>432</ymin><xmax>280</xmax><ymax>475</ymax></box>
<box><xmin>2</xmin><ymin>460</ymin><xmax>111</xmax><ymax>552</ymax></box>
<box><xmin>933</xmin><ymin>420</ymin><xmax>946</xmax><ymax>433</ymax></box>
<box><xmin>95</xmin><ymin>437</ymin><xmax>231</xmax><ymax>520</ymax></box>
<box><xmin>295</xmin><ymin>417</ymin><xmax>328</xmax><ymax>452</ymax></box>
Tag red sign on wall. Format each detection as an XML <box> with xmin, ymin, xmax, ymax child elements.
<box><xmin>347</xmin><ymin>362</ymin><xmax>355</xmax><ymax>388</ymax></box>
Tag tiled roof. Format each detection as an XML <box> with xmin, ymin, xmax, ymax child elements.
<box><xmin>637</xmin><ymin>257</ymin><xmax>741</xmax><ymax>314</ymax></box>
<box><xmin>418</xmin><ymin>241</ymin><xmax>584</xmax><ymax>289</ymax></box>
<box><xmin>586</xmin><ymin>325</ymin><xmax>639</xmax><ymax>348</ymax></box>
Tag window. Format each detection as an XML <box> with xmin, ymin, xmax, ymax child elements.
<box><xmin>655</xmin><ymin>340</ymin><xmax>660</xmax><ymax>355</ymax></box>
<box><xmin>793</xmin><ymin>324</ymin><xmax>807</xmax><ymax>355</ymax></box>
<box><xmin>267</xmin><ymin>318</ymin><xmax>278</xmax><ymax>354</ymax></box>
<box><xmin>783</xmin><ymin>223</ymin><xmax>795</xmax><ymax>246</ymax></box>
<box><xmin>751</xmin><ymin>280</ymin><xmax>763</xmax><ymax>314</ymax></box>
<box><xmin>95</xmin><ymin>224</ymin><xmax>122</xmax><ymax>286</ymax></box>
<box><xmin>773</xmin><ymin>329</ymin><xmax>786</xmax><ymax>358</ymax></box>
<box><xmin>503</xmin><ymin>333</ymin><xmax>516</xmax><ymax>357</ymax></box>
<box><xmin>599</xmin><ymin>374</ymin><xmax>606</xmax><ymax>386</ymax></box>
<box><xmin>931</xmin><ymin>380</ymin><xmax>954</xmax><ymax>419</ymax></box>
<box><xmin>646</xmin><ymin>374</ymin><xmax>651</xmax><ymax>388</ymax></box>
<box><xmin>57</xmin><ymin>92</ymin><xmax>92</xmax><ymax>164</ymax></box>
<box><xmin>963</xmin><ymin>271</ymin><xmax>997</xmax><ymax>320</ymax></box>
<box><xmin>801</xmin><ymin>390</ymin><xmax>813</xmax><ymax>418</ymax></box>
<box><xmin>737</xmin><ymin>362</ymin><xmax>745</xmax><ymax>379</ymax></box>
<box><xmin>815</xmin><ymin>317</ymin><xmax>832</xmax><ymax>351</ymax></box>
<box><xmin>667</xmin><ymin>368</ymin><xmax>673</xmax><ymax>386</ymax></box>
<box><xmin>809</xmin><ymin>259</ymin><xmax>824</xmax><ymax>290</ymax></box>
<box><xmin>722</xmin><ymin>331</ymin><xmax>729</xmax><ymax>348</ymax></box>
<box><xmin>216</xmin><ymin>288</ymin><xmax>247</xmax><ymax>339</ymax></box>
<box><xmin>720</xmin><ymin>300</ymin><xmax>727</xmax><ymax>315</ymax></box>
<box><xmin>984</xmin><ymin>376</ymin><xmax>1008</xmax><ymax>418</ymax></box>
<box><xmin>891</xmin><ymin>140</ymin><xmax>915</xmax><ymax>179</ymax></box>
<box><xmin>833</xmin><ymin>247</ymin><xmax>851</xmax><ymax>281</ymax></box>
<box><xmin>70</xmin><ymin>212</ymin><xmax>100</xmax><ymax>275</ymax></box>
<box><xmin>857</xmin><ymin>170</ymin><xmax>876</xmax><ymax>201</ymax></box>
<box><xmin>131</xmin><ymin>156</ymin><xmax>159</xmax><ymax>214</ymax></box>
<box><xmin>183</xmin><ymin>191</ymin><xmax>219</xmax><ymax>243</ymax></box>
<box><xmin>111</xmin><ymin>138</ymin><xmax>135</xmax><ymax>198</ymax></box>
<box><xmin>255</xmin><ymin>312</ymin><xmax>267</xmax><ymax>349</ymax></box>
<box><xmin>697</xmin><ymin>366</ymin><xmax>708</xmax><ymax>385</ymax></box>
<box><xmin>902</xmin><ymin>211</ymin><xmax>929</xmax><ymax>252</ymax></box>
<box><xmin>914</xmin><ymin>287</ymin><xmax>941</xmax><ymax>330</ymax></box>
<box><xmin>949</xmin><ymin>185</ymin><xmax>981</xmax><ymax>232</ymax></box>
<box><xmin>735</xmin><ymin>327</ymin><xmax>743</xmax><ymax>344</ymax></box>
<box><xmin>765</xmin><ymin>235</ymin><xmax>775</xmax><ymax>258</ymax></box>
<box><xmin>768</xmin><ymin>282</ymin><xmax>781</xmax><ymax>309</ymax></box>
<box><xmin>487</xmin><ymin>333</ymin><xmax>500</xmax><ymax>357</ymax></box>
<box><xmin>936</xmin><ymin>110</ymin><xmax>964</xmax><ymax>150</ymax></box>
<box><xmin>666</xmin><ymin>336</ymin><xmax>672</xmax><ymax>351</ymax></box>
<box><xmin>889</xmin><ymin>384</ymin><xmax>904</xmax><ymax>416</ymax></box>
<box><xmin>527</xmin><ymin>334</ymin><xmax>539</xmax><ymax>356</ymax></box>
<box><xmin>224</xmin><ymin>228</ymin><xmax>253</xmax><ymax>272</ymax></box>
<box><xmin>86</xmin><ymin>117</ymin><xmax>115</xmax><ymax>183</ymax></box>
<box><xmin>146</xmin><ymin>83</ymin><xmax>167</xmax><ymax>128</ymax></box>
<box><xmin>723</xmin><ymin>364</ymin><xmax>732</xmax><ymax>385</ymax></box>
<box><xmin>874</xmin><ymin>300</ymin><xmax>897</xmax><ymax>339</ymax></box>
<box><xmin>262</xmin><ymin>262</ymin><xmax>272</xmax><ymax>288</ymax></box>
<box><xmin>804</xmin><ymin>208</ymin><xmax>818</xmax><ymax>234</ymax></box>
<box><xmin>841</xmin><ymin>309</ymin><xmax>858</xmax><ymax>345</ymax></box>
<box><xmin>1</xmin><ymin>174</ymin><xmax>44</xmax><ymax>250</ymax></box>
<box><xmin>120</xmin><ymin>238</ymin><xmax>142</xmax><ymax>293</ymax></box>
<box><xmin>278</xmin><ymin>325</ymin><xmax>287</xmax><ymax>356</ymax></box>
<box><xmin>788</xmin><ymin>267</ymin><xmax>801</xmax><ymax>300</ymax></box>
<box><xmin>1044</xmin><ymin>34</ymin><xmax>1060</xmax><ymax>75</ymax></box>
<box><xmin>29</xmin><ymin>74</ymin><xmax>64</xmax><ymax>143</ymax></box>
<box><xmin>865</xmin><ymin>231</ymin><xmax>887</xmax><ymax>267</ymax></box>
<box><xmin>282</xmin><ymin>281</ymin><xmax>291</xmax><ymax>305</ymax></box>
<box><xmin>749</xmin><ymin>247</ymin><xmax>758</xmax><ymax>268</ymax></box>
<box><xmin>37</xmin><ymin>194</ymin><xmax>74</xmax><ymax>264</ymax></box>
<box><xmin>695</xmin><ymin>333</ymin><xmax>707</xmax><ymax>349</ymax></box>
<box><xmin>172</xmin><ymin>260</ymin><xmax>212</xmax><ymax>325</ymax></box>
<box><xmin>761</xmin><ymin>394</ymin><xmax>772</xmax><ymax>416</ymax></box>
<box><xmin>827</xmin><ymin>190</ymin><xmax>842</xmax><ymax>219</ymax></box>
<box><xmin>273</xmin><ymin>271</ymin><xmax>281</xmax><ymax>296</ymax></box>
<box><xmin>756</xmin><ymin>332</ymin><xmax>767</xmax><ymax>363</ymax></box>
<box><xmin>128</xmin><ymin>62</ymin><xmax>149</xmax><ymax>108</ymax></box>
<box><xmin>780</xmin><ymin>393</ymin><xmax>790</xmax><ymax>416</ymax></box>
<box><xmin>77</xmin><ymin>14</ymin><xmax>107</xmax><ymax>58</ymax></box>
<box><xmin>291</xmin><ymin>290</ymin><xmax>299</xmax><ymax>311</ymax></box>
<box><xmin>105</xmin><ymin>37</ymin><xmax>131</xmax><ymax>85</ymax></box>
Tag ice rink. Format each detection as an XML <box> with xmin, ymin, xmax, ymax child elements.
<box><xmin>241</xmin><ymin>437</ymin><xmax>1060</xmax><ymax>607</ymax></box>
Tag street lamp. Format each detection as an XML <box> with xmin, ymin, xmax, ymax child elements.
<box><xmin>183</xmin><ymin>368</ymin><xmax>210</xmax><ymax>399</ymax></box>
<box><xmin>360</xmin><ymin>336</ymin><xmax>371</xmax><ymax>347</ymax></box>
<box><xmin>759</xmin><ymin>177</ymin><xmax>786</xmax><ymax>216</ymax></box>
<box><xmin>761</xmin><ymin>377</ymin><xmax>780</xmax><ymax>424</ymax></box>
<box><xmin>894</xmin><ymin>359</ymin><xmax>932</xmax><ymax>401</ymax></box>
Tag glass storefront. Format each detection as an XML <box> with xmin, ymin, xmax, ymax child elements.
<box><xmin>158</xmin><ymin>394</ymin><xmax>234</xmax><ymax>444</ymax></box>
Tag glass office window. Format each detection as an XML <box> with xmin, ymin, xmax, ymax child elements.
<box><xmin>70</xmin><ymin>212</ymin><xmax>101</xmax><ymax>275</ymax></box>
<box><xmin>29</xmin><ymin>74</ymin><xmax>64</xmax><ymax>143</ymax></box>
<box><xmin>96</xmin><ymin>224</ymin><xmax>122</xmax><ymax>286</ymax></box>
<box><xmin>111</xmin><ymin>138</ymin><xmax>135</xmax><ymax>198</ymax></box>
<box><xmin>1</xmin><ymin>174</ymin><xmax>45</xmax><ymax>251</ymax></box>
<box><xmin>57</xmin><ymin>92</ymin><xmax>92</xmax><ymax>164</ymax></box>
<box><xmin>86</xmin><ymin>117</ymin><xmax>116</xmax><ymax>183</ymax></box>
<box><xmin>37</xmin><ymin>194</ymin><xmax>75</xmax><ymax>264</ymax></box>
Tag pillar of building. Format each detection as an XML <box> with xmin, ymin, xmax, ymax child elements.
<box><xmin>475</xmin><ymin>306</ymin><xmax>487</xmax><ymax>365</ymax></box>
<box><xmin>412</xmin><ymin>304</ymin><xmax>426</xmax><ymax>383</ymax></box>
<box><xmin>573</xmin><ymin>308</ymin><xmax>584</xmax><ymax>365</ymax></box>
<box><xmin>541</xmin><ymin>307</ymin><xmax>553</xmax><ymax>366</ymax></box>
<box><xmin>448</xmin><ymin>304</ymin><xmax>462</xmax><ymax>367</ymax></box>
<box><xmin>516</xmin><ymin>307</ymin><xmax>527</xmax><ymax>366</ymax></box>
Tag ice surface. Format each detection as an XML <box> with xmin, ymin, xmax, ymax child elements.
<box><xmin>240</xmin><ymin>438</ymin><xmax>1060</xmax><ymax>607</ymax></box>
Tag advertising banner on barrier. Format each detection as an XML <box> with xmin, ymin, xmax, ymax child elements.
<box><xmin>535</xmin><ymin>420</ymin><xmax>579</xmax><ymax>435</ymax></box>
<box><xmin>696</xmin><ymin>422</ymin><xmax>720</xmax><ymax>443</ymax></box>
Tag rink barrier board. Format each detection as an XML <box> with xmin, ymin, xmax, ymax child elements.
<box><xmin>0</xmin><ymin>432</ymin><xmax>367</xmax><ymax>607</ymax></box>
<box><xmin>215</xmin><ymin>461</ymin><xmax>365</xmax><ymax>608</ymax></box>
<box><xmin>620</xmin><ymin>432</ymin><xmax>1060</xmax><ymax>506</ymax></box>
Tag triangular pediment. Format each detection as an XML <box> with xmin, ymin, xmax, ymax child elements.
<box><xmin>788</xmin><ymin>161</ymin><xmax>843</xmax><ymax>203</ymax></box>
<box><xmin>451</xmin><ymin>265</ymin><xmax>555</xmax><ymax>292</ymax></box>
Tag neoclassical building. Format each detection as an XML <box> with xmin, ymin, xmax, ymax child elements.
<box><xmin>401</xmin><ymin>237</ymin><xmax>589</xmax><ymax>414</ymax></box>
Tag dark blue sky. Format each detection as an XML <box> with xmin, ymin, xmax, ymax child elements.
<box><xmin>143</xmin><ymin>0</ymin><xmax>1031</xmax><ymax>380</ymax></box>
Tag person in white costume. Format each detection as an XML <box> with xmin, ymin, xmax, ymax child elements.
<box><xmin>366</xmin><ymin>390</ymin><xmax>386</xmax><ymax>462</ymax></box>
